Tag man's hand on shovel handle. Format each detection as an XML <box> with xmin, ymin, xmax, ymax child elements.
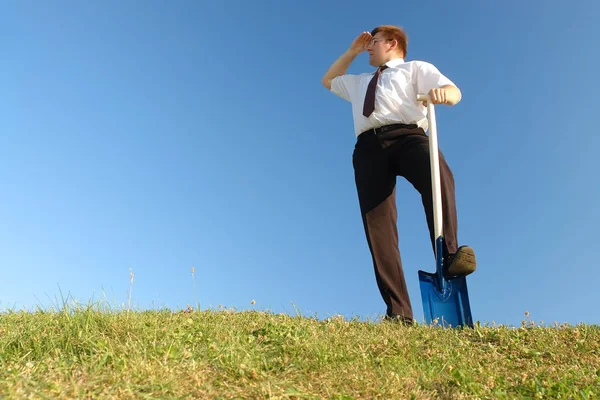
<box><xmin>423</xmin><ymin>86</ymin><xmax>462</xmax><ymax>106</ymax></box>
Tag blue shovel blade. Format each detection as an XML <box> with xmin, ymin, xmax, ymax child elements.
<box><xmin>418</xmin><ymin>271</ymin><xmax>473</xmax><ymax>328</ymax></box>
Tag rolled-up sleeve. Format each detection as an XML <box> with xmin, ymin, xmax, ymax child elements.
<box><xmin>415</xmin><ymin>61</ymin><xmax>456</xmax><ymax>95</ymax></box>
<box><xmin>331</xmin><ymin>74</ymin><xmax>361</xmax><ymax>102</ymax></box>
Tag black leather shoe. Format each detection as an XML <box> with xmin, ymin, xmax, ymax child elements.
<box><xmin>444</xmin><ymin>245</ymin><xmax>477</xmax><ymax>279</ymax></box>
<box><xmin>383</xmin><ymin>314</ymin><xmax>414</xmax><ymax>326</ymax></box>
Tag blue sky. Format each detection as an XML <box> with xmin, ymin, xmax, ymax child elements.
<box><xmin>2</xmin><ymin>1</ymin><xmax>598</xmax><ymax>327</ymax></box>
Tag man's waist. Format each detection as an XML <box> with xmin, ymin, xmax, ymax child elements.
<box><xmin>358</xmin><ymin>123</ymin><xmax>423</xmax><ymax>140</ymax></box>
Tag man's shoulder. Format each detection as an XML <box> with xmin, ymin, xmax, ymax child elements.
<box><xmin>337</xmin><ymin>71</ymin><xmax>373</xmax><ymax>78</ymax></box>
<box><xmin>402</xmin><ymin>59</ymin><xmax>437</xmax><ymax>68</ymax></box>
<box><xmin>397</xmin><ymin>60</ymin><xmax>443</xmax><ymax>76</ymax></box>
<box><xmin>332</xmin><ymin>72</ymin><xmax>373</xmax><ymax>84</ymax></box>
<box><xmin>330</xmin><ymin>72</ymin><xmax>372</xmax><ymax>100</ymax></box>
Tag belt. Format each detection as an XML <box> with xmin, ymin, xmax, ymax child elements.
<box><xmin>359</xmin><ymin>123</ymin><xmax>419</xmax><ymax>139</ymax></box>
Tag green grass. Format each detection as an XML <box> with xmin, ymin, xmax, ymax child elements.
<box><xmin>1</xmin><ymin>304</ymin><xmax>598</xmax><ymax>399</ymax></box>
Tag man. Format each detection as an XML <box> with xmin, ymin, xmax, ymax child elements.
<box><xmin>322</xmin><ymin>25</ymin><xmax>476</xmax><ymax>325</ymax></box>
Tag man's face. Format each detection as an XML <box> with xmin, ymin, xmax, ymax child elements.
<box><xmin>367</xmin><ymin>34</ymin><xmax>394</xmax><ymax>67</ymax></box>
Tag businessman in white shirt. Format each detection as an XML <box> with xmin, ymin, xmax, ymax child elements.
<box><xmin>322</xmin><ymin>25</ymin><xmax>476</xmax><ymax>325</ymax></box>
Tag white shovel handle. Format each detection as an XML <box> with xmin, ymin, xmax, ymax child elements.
<box><xmin>417</xmin><ymin>94</ymin><xmax>444</xmax><ymax>249</ymax></box>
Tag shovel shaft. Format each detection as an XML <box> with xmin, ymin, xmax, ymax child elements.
<box><xmin>417</xmin><ymin>94</ymin><xmax>446</xmax><ymax>290</ymax></box>
<box><xmin>417</xmin><ymin>95</ymin><xmax>443</xmax><ymax>250</ymax></box>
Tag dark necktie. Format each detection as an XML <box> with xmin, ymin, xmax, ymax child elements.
<box><xmin>362</xmin><ymin>65</ymin><xmax>388</xmax><ymax>117</ymax></box>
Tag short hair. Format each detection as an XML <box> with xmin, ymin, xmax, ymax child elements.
<box><xmin>371</xmin><ymin>25</ymin><xmax>408</xmax><ymax>58</ymax></box>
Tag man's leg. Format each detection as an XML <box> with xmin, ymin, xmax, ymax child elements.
<box><xmin>352</xmin><ymin>133</ymin><xmax>413</xmax><ymax>320</ymax></box>
<box><xmin>390</xmin><ymin>133</ymin><xmax>476</xmax><ymax>277</ymax></box>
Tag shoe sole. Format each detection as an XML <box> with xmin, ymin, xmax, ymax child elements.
<box><xmin>446</xmin><ymin>246</ymin><xmax>477</xmax><ymax>278</ymax></box>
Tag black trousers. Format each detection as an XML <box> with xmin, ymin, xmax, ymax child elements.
<box><xmin>352</xmin><ymin>125</ymin><xmax>459</xmax><ymax>319</ymax></box>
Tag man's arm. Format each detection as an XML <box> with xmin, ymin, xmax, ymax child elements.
<box><xmin>321</xmin><ymin>51</ymin><xmax>359</xmax><ymax>90</ymax></box>
<box><xmin>321</xmin><ymin>32</ymin><xmax>372</xmax><ymax>90</ymax></box>
<box><xmin>416</xmin><ymin>61</ymin><xmax>462</xmax><ymax>106</ymax></box>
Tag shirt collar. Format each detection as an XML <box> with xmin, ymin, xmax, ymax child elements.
<box><xmin>382</xmin><ymin>57</ymin><xmax>405</xmax><ymax>68</ymax></box>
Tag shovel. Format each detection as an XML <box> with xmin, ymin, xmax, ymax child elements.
<box><xmin>416</xmin><ymin>94</ymin><xmax>473</xmax><ymax>328</ymax></box>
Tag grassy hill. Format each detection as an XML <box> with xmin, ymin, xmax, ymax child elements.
<box><xmin>1</xmin><ymin>305</ymin><xmax>598</xmax><ymax>399</ymax></box>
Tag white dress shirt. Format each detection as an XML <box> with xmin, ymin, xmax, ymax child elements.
<box><xmin>330</xmin><ymin>57</ymin><xmax>456</xmax><ymax>137</ymax></box>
